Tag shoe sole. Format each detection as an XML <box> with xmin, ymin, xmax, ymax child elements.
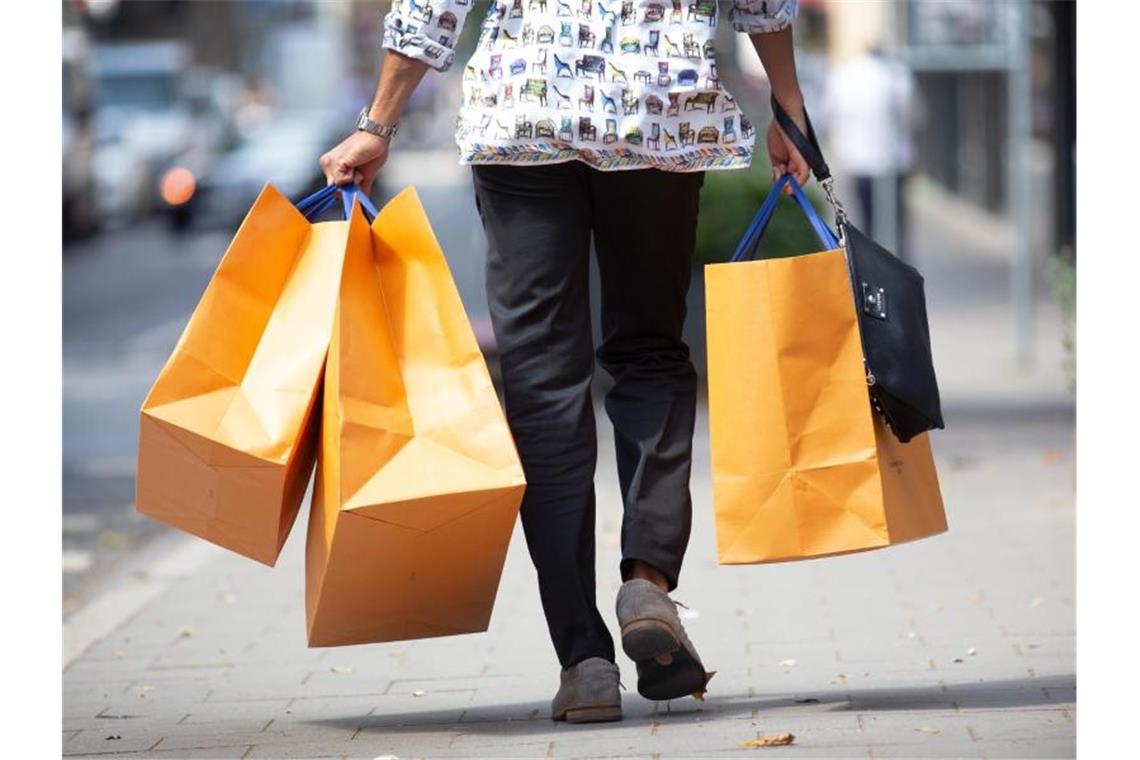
<box><xmin>621</xmin><ymin>618</ymin><xmax>707</xmax><ymax>701</ymax></box>
<box><xmin>563</xmin><ymin>705</ymin><xmax>623</xmax><ymax>723</ymax></box>
<box><xmin>621</xmin><ymin>617</ymin><xmax>680</xmax><ymax>661</ymax></box>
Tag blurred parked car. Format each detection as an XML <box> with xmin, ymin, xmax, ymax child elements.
<box><xmin>196</xmin><ymin>114</ymin><xmax>341</xmax><ymax>228</ymax></box>
<box><xmin>63</xmin><ymin>27</ymin><xmax>97</xmax><ymax>240</ymax></box>
<box><xmin>88</xmin><ymin>40</ymin><xmax>204</xmax><ymax>223</ymax></box>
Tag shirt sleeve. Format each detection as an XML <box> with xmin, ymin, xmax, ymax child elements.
<box><xmin>382</xmin><ymin>0</ymin><xmax>472</xmax><ymax>73</ymax></box>
<box><xmin>730</xmin><ymin>0</ymin><xmax>799</xmax><ymax>34</ymax></box>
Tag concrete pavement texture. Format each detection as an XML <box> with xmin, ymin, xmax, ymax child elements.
<box><xmin>63</xmin><ymin>174</ymin><xmax>1075</xmax><ymax>758</ymax></box>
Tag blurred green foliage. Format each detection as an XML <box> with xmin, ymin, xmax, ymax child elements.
<box><xmin>1047</xmin><ymin>247</ymin><xmax>1076</xmax><ymax>392</ymax></box>
<box><xmin>695</xmin><ymin>163</ymin><xmax>833</xmax><ymax>265</ymax></box>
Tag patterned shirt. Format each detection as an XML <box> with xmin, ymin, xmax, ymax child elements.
<box><xmin>382</xmin><ymin>0</ymin><xmax>798</xmax><ymax>172</ymax></box>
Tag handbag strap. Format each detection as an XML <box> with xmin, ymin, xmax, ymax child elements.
<box><xmin>770</xmin><ymin>95</ymin><xmax>830</xmax><ymax>182</ymax></box>
<box><xmin>730</xmin><ymin>173</ymin><xmax>839</xmax><ymax>263</ymax></box>
<box><xmin>770</xmin><ymin>96</ymin><xmax>851</xmax><ymax>236</ymax></box>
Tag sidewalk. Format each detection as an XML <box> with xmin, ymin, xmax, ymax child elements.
<box><xmin>63</xmin><ymin>186</ymin><xmax>1075</xmax><ymax>759</ymax></box>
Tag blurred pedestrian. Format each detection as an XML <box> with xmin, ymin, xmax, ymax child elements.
<box><xmin>822</xmin><ymin>43</ymin><xmax>922</xmax><ymax>261</ymax></box>
<box><xmin>319</xmin><ymin>0</ymin><xmax>811</xmax><ymax>724</ymax></box>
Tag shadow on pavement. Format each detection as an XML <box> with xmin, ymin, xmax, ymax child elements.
<box><xmin>304</xmin><ymin>674</ymin><xmax>1074</xmax><ymax>736</ymax></box>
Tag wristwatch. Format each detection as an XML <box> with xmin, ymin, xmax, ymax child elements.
<box><xmin>356</xmin><ymin>108</ymin><xmax>398</xmax><ymax>139</ymax></box>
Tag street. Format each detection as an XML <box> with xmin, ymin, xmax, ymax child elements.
<box><xmin>62</xmin><ymin>159</ymin><xmax>1075</xmax><ymax>757</ymax></box>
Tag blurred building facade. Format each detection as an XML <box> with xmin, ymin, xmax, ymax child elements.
<box><xmin>814</xmin><ymin>0</ymin><xmax>1074</xmax><ymax>260</ymax></box>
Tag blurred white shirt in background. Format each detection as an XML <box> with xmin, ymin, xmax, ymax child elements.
<box><xmin>822</xmin><ymin>50</ymin><xmax>919</xmax><ymax>176</ymax></box>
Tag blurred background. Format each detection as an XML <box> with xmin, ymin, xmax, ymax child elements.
<box><xmin>62</xmin><ymin>0</ymin><xmax>1075</xmax><ymax>614</ymax></box>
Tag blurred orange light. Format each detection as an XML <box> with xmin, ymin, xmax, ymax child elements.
<box><xmin>161</xmin><ymin>167</ymin><xmax>196</xmax><ymax>206</ymax></box>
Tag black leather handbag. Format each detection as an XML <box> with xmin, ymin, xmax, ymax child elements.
<box><xmin>771</xmin><ymin>97</ymin><xmax>945</xmax><ymax>442</ymax></box>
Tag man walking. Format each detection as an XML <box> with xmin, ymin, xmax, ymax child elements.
<box><xmin>320</xmin><ymin>0</ymin><xmax>810</xmax><ymax>723</ymax></box>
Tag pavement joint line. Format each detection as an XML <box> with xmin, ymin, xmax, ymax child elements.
<box><xmin>64</xmin><ymin>532</ymin><xmax>218</xmax><ymax>668</ymax></box>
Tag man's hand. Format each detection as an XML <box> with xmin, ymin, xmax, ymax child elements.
<box><xmin>319</xmin><ymin>131</ymin><xmax>389</xmax><ymax>191</ymax></box>
<box><xmin>766</xmin><ymin>100</ymin><xmax>811</xmax><ymax>194</ymax></box>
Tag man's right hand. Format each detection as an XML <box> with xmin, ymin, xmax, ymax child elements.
<box><xmin>319</xmin><ymin>131</ymin><xmax>389</xmax><ymax>192</ymax></box>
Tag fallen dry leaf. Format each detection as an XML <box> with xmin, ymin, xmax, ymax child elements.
<box><xmin>330</xmin><ymin>666</ymin><xmax>353</xmax><ymax>675</ymax></box>
<box><xmin>177</xmin><ymin>628</ymin><xmax>193</xmax><ymax>639</ymax></box>
<box><xmin>914</xmin><ymin>727</ymin><xmax>941</xmax><ymax>736</ymax></box>
<box><xmin>411</xmin><ymin>689</ymin><xmax>426</xmax><ymax>697</ymax></box>
<box><xmin>691</xmin><ymin>671</ymin><xmax>717</xmax><ymax>701</ymax></box>
<box><xmin>741</xmin><ymin>733</ymin><xmax>795</xmax><ymax>749</ymax></box>
<box><xmin>105</xmin><ymin>735</ymin><xmax>121</xmax><ymax>741</ymax></box>
<box><xmin>967</xmin><ymin>647</ymin><xmax>977</xmax><ymax>656</ymax></box>
<box><xmin>952</xmin><ymin>657</ymin><xmax>964</xmax><ymax>664</ymax></box>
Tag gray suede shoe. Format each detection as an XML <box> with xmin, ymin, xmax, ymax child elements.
<box><xmin>616</xmin><ymin>579</ymin><xmax>712</xmax><ymax>701</ymax></box>
<box><xmin>551</xmin><ymin>657</ymin><xmax>623</xmax><ymax>723</ymax></box>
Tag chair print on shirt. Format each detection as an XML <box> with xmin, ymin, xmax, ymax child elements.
<box><xmin>608</xmin><ymin>61</ymin><xmax>628</xmax><ymax>83</ymax></box>
<box><xmin>604</xmin><ymin>118</ymin><xmax>618</xmax><ymax>144</ymax></box>
<box><xmin>646</xmin><ymin>122</ymin><xmax>661</xmax><ymax>149</ymax></box>
<box><xmin>408</xmin><ymin>0</ymin><xmax>433</xmax><ymax>23</ymax></box>
<box><xmin>509</xmin><ymin>0</ymin><xmax>525</xmax><ymax>19</ymax></box>
<box><xmin>560</xmin><ymin>22</ymin><xmax>573</xmax><ymax>46</ymax></box>
<box><xmin>559</xmin><ymin>116</ymin><xmax>574</xmax><ymax>141</ymax></box>
<box><xmin>601</xmin><ymin>27</ymin><xmax>615</xmax><ymax>54</ymax></box>
<box><xmin>621</xmin><ymin>88</ymin><xmax>639</xmax><ymax>115</ymax></box>
<box><xmin>666</xmin><ymin>92</ymin><xmax>680</xmax><ymax>117</ymax></box>
<box><xmin>645</xmin><ymin>30</ymin><xmax>660</xmax><ymax>56</ymax></box>
<box><xmin>536</xmin><ymin>118</ymin><xmax>556</xmax><ymax>138</ymax></box>
<box><xmin>578</xmin><ymin>24</ymin><xmax>596</xmax><ymax>48</ymax></box>
<box><xmin>601</xmin><ymin>90</ymin><xmax>617</xmax><ymax>114</ymax></box>
<box><xmin>685</xmin><ymin>91</ymin><xmax>717</xmax><ymax>113</ymax></box>
<box><xmin>578</xmin><ymin>84</ymin><xmax>596</xmax><ymax>110</ymax></box>
<box><xmin>515</xmin><ymin>113</ymin><xmax>534</xmax><ymax>139</ymax></box>
<box><xmin>521</xmin><ymin>78</ymin><xmax>549</xmax><ymax>106</ymax></box>
<box><xmin>670</xmin><ymin>0</ymin><xmax>682</xmax><ymax>23</ymax></box>
<box><xmin>576</xmin><ymin>54</ymin><xmax>605</xmax><ymax>80</ymax></box>
<box><xmin>557</xmin><ymin>0</ymin><xmax>574</xmax><ymax>16</ymax></box>
<box><xmin>598</xmin><ymin>1</ymin><xmax>617</xmax><ymax>24</ymax></box>
<box><xmin>705</xmin><ymin>62</ymin><xmax>720</xmax><ymax>89</ymax></box>
<box><xmin>533</xmin><ymin>48</ymin><xmax>549</xmax><ymax>74</ymax></box>
<box><xmin>662</xmin><ymin>127</ymin><xmax>678</xmax><ymax>150</ymax></box>
<box><xmin>552</xmin><ymin>84</ymin><xmax>572</xmax><ymax>108</ymax></box>
<box><xmin>679</xmin><ymin>121</ymin><xmax>695</xmax><ymax>146</ymax></box>
<box><xmin>578</xmin><ymin>116</ymin><xmax>597</xmax><ymax>141</ymax></box>
<box><xmin>553</xmin><ymin>54</ymin><xmax>574</xmax><ymax>77</ymax></box>
<box><xmin>620</xmin><ymin>1</ymin><xmax>635</xmax><ymax>25</ymax></box>
<box><xmin>687</xmin><ymin>0</ymin><xmax>716</xmax><ymax>25</ymax></box>
<box><xmin>530</xmin><ymin>0</ymin><xmax>549</xmax><ymax>10</ymax></box>
<box><xmin>723</xmin><ymin>116</ymin><xmax>736</xmax><ymax>144</ymax></box>
<box><xmin>663</xmin><ymin>34</ymin><xmax>682</xmax><ymax>57</ymax></box>
<box><xmin>682</xmin><ymin>33</ymin><xmax>700</xmax><ymax>58</ymax></box>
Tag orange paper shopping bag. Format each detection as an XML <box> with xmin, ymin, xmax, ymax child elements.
<box><xmin>306</xmin><ymin>187</ymin><xmax>526</xmax><ymax>647</ymax></box>
<box><xmin>705</xmin><ymin>181</ymin><xmax>947</xmax><ymax>564</ymax></box>
<box><xmin>136</xmin><ymin>184</ymin><xmax>348</xmax><ymax>565</ymax></box>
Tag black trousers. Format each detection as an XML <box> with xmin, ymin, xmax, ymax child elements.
<box><xmin>472</xmin><ymin>162</ymin><xmax>703</xmax><ymax>668</ymax></box>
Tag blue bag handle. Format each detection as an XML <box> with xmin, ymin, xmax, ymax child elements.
<box><xmin>729</xmin><ymin>174</ymin><xmax>839</xmax><ymax>263</ymax></box>
<box><xmin>339</xmin><ymin>184</ymin><xmax>380</xmax><ymax>220</ymax></box>
<box><xmin>294</xmin><ymin>183</ymin><xmax>379</xmax><ymax>222</ymax></box>
<box><xmin>295</xmin><ymin>184</ymin><xmax>338</xmax><ymax>215</ymax></box>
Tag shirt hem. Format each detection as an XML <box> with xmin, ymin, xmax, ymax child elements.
<box><xmin>457</xmin><ymin>143</ymin><xmax>755</xmax><ymax>172</ymax></box>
